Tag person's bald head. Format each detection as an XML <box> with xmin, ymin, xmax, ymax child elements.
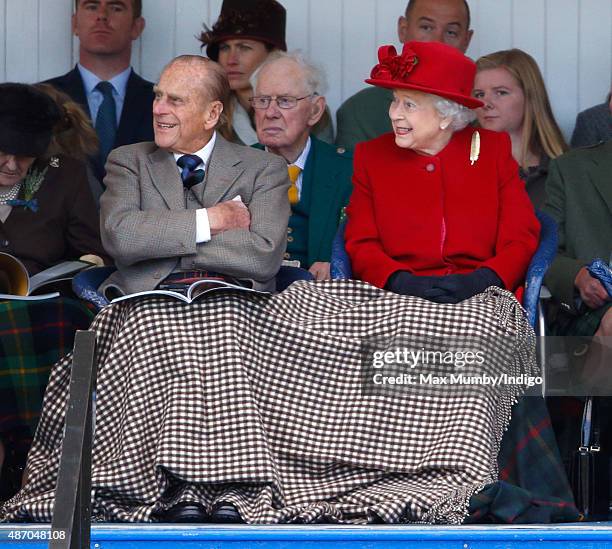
<box><xmin>398</xmin><ymin>0</ymin><xmax>473</xmax><ymax>53</ymax></box>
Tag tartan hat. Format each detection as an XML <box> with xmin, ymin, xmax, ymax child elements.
<box><xmin>0</xmin><ymin>83</ymin><xmax>62</xmax><ymax>158</ymax></box>
<box><xmin>199</xmin><ymin>0</ymin><xmax>287</xmax><ymax>61</ymax></box>
<box><xmin>366</xmin><ymin>41</ymin><xmax>484</xmax><ymax>109</ymax></box>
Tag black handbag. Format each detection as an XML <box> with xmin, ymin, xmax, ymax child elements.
<box><xmin>569</xmin><ymin>396</ymin><xmax>610</xmax><ymax>520</ymax></box>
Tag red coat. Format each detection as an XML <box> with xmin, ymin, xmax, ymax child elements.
<box><xmin>345</xmin><ymin>128</ymin><xmax>540</xmax><ymax>292</ymax></box>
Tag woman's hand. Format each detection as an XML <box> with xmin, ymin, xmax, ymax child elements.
<box><xmin>385</xmin><ymin>271</ymin><xmax>448</xmax><ymax>299</ymax></box>
<box><xmin>428</xmin><ymin>268</ymin><xmax>504</xmax><ymax>304</ymax></box>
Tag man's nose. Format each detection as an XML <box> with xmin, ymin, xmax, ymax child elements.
<box><xmin>95</xmin><ymin>5</ymin><xmax>109</xmax><ymax>19</ymax></box>
<box><xmin>152</xmin><ymin>98</ymin><xmax>166</xmax><ymax>115</ymax></box>
<box><xmin>264</xmin><ymin>101</ymin><xmax>282</xmax><ymax>117</ymax></box>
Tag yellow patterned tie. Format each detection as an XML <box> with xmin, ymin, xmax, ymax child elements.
<box><xmin>287</xmin><ymin>164</ymin><xmax>301</xmax><ymax>205</ymax></box>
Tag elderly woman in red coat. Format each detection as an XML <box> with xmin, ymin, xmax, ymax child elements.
<box><xmin>346</xmin><ymin>41</ymin><xmax>540</xmax><ymax>303</ymax></box>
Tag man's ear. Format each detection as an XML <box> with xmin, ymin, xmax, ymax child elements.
<box><xmin>204</xmin><ymin>100</ymin><xmax>224</xmax><ymax>130</ymax></box>
<box><xmin>71</xmin><ymin>12</ymin><xmax>78</xmax><ymax>36</ymax></box>
<box><xmin>130</xmin><ymin>17</ymin><xmax>146</xmax><ymax>41</ymax></box>
<box><xmin>307</xmin><ymin>95</ymin><xmax>326</xmax><ymax>127</ymax></box>
<box><xmin>397</xmin><ymin>15</ymin><xmax>409</xmax><ymax>43</ymax></box>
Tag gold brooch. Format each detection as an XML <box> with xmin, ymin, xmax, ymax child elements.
<box><xmin>470</xmin><ymin>131</ymin><xmax>480</xmax><ymax>165</ymax></box>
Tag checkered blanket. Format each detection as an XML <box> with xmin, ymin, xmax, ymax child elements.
<box><xmin>2</xmin><ymin>280</ymin><xmax>538</xmax><ymax>524</ymax></box>
<box><xmin>0</xmin><ymin>298</ymin><xmax>93</xmax><ymax>435</ymax></box>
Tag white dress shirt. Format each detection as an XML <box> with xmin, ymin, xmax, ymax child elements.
<box><xmin>172</xmin><ymin>132</ymin><xmax>217</xmax><ymax>243</ymax></box>
<box><xmin>77</xmin><ymin>64</ymin><xmax>131</xmax><ymax>125</ymax></box>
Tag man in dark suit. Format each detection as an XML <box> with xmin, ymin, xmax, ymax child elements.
<box><xmin>253</xmin><ymin>52</ymin><xmax>353</xmax><ymax>281</ymax></box>
<box><xmin>335</xmin><ymin>0</ymin><xmax>474</xmax><ymax>150</ymax></box>
<box><xmin>45</xmin><ymin>0</ymin><xmax>154</xmax><ymax>184</ymax></box>
<box><xmin>99</xmin><ymin>55</ymin><xmax>290</xmax><ymax>300</ymax></box>
<box><xmin>570</xmin><ymin>93</ymin><xmax>612</xmax><ymax>148</ymax></box>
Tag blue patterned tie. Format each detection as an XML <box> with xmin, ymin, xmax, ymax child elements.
<box><xmin>177</xmin><ymin>154</ymin><xmax>205</xmax><ymax>190</ymax></box>
<box><xmin>94</xmin><ymin>81</ymin><xmax>117</xmax><ymax>168</ymax></box>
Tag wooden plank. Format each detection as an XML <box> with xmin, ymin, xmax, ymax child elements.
<box><xmin>140</xmin><ymin>0</ymin><xmax>175</xmax><ymax>83</ymax></box>
<box><xmin>577</xmin><ymin>0</ymin><xmax>612</xmax><ymax>111</ymax></box>
<box><xmin>0</xmin><ymin>0</ymin><xmax>6</xmax><ymax>81</ymax></box>
<box><xmin>6</xmin><ymin>0</ymin><xmax>39</xmax><ymax>82</ymax></box>
<box><xmin>512</xmin><ymin>0</ymin><xmax>546</xmax><ymax>69</ymax></box>
<box><xmin>375</xmin><ymin>0</ymin><xmax>407</xmax><ymax>50</ymax></box>
<box><xmin>310</xmin><ymin>0</ymin><xmax>342</xmax><ymax>118</ymax></box>
<box><xmin>175</xmin><ymin>0</ymin><xmax>208</xmax><ymax>57</ymax></box>
<box><xmin>284</xmin><ymin>0</ymin><xmax>310</xmax><ymax>54</ymax></box>
<box><xmin>38</xmin><ymin>0</ymin><xmax>73</xmax><ymax>81</ymax></box>
<box><xmin>341</xmin><ymin>0</ymin><xmax>377</xmax><ymax>102</ymax></box>
<box><xmin>471</xmin><ymin>0</ymin><xmax>512</xmax><ymax>59</ymax></box>
<box><xmin>545</xmin><ymin>0</ymin><xmax>579</xmax><ymax>138</ymax></box>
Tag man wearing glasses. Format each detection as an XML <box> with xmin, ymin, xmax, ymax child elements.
<box><xmin>252</xmin><ymin>52</ymin><xmax>353</xmax><ymax>281</ymax></box>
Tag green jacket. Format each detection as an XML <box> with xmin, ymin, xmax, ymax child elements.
<box><xmin>254</xmin><ymin>135</ymin><xmax>353</xmax><ymax>266</ymax></box>
<box><xmin>335</xmin><ymin>87</ymin><xmax>392</xmax><ymax>150</ymax></box>
<box><xmin>543</xmin><ymin>140</ymin><xmax>612</xmax><ymax>312</ymax></box>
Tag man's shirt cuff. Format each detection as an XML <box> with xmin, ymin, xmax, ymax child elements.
<box><xmin>196</xmin><ymin>208</ymin><xmax>211</xmax><ymax>242</ymax></box>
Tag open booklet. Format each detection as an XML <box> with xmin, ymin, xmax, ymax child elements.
<box><xmin>0</xmin><ymin>252</ymin><xmax>94</xmax><ymax>301</ymax></box>
<box><xmin>110</xmin><ymin>274</ymin><xmax>269</xmax><ymax>305</ymax></box>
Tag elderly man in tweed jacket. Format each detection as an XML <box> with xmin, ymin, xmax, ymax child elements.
<box><xmin>99</xmin><ymin>55</ymin><xmax>290</xmax><ymax>297</ymax></box>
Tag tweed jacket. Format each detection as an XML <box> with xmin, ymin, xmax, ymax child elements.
<box><xmin>570</xmin><ymin>102</ymin><xmax>612</xmax><ymax>148</ymax></box>
<box><xmin>335</xmin><ymin>87</ymin><xmax>393</xmax><ymax>150</ymax></box>
<box><xmin>0</xmin><ymin>155</ymin><xmax>107</xmax><ymax>275</ymax></box>
<box><xmin>543</xmin><ymin>140</ymin><xmax>612</xmax><ymax>313</ymax></box>
<box><xmin>99</xmin><ymin>135</ymin><xmax>290</xmax><ymax>296</ymax></box>
<box><xmin>345</xmin><ymin>128</ymin><xmax>540</xmax><ymax>291</ymax></box>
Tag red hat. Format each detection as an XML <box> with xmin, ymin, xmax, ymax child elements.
<box><xmin>366</xmin><ymin>41</ymin><xmax>484</xmax><ymax>109</ymax></box>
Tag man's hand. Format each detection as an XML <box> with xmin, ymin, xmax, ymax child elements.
<box><xmin>575</xmin><ymin>267</ymin><xmax>610</xmax><ymax>309</ymax></box>
<box><xmin>207</xmin><ymin>200</ymin><xmax>250</xmax><ymax>235</ymax></box>
<box><xmin>309</xmin><ymin>261</ymin><xmax>331</xmax><ymax>281</ymax></box>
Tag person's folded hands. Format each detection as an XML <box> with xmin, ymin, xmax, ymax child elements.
<box><xmin>427</xmin><ymin>268</ymin><xmax>504</xmax><ymax>304</ymax></box>
<box><xmin>385</xmin><ymin>271</ymin><xmax>449</xmax><ymax>300</ymax></box>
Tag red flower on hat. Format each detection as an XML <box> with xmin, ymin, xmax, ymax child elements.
<box><xmin>370</xmin><ymin>46</ymin><xmax>418</xmax><ymax>82</ymax></box>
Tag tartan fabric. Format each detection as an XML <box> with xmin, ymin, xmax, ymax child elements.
<box><xmin>2</xmin><ymin>281</ymin><xmax>538</xmax><ymax>524</ymax></box>
<box><xmin>0</xmin><ymin>298</ymin><xmax>93</xmax><ymax>435</ymax></box>
<box><xmin>472</xmin><ymin>395</ymin><xmax>579</xmax><ymax>523</ymax></box>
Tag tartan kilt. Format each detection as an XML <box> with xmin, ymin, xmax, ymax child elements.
<box><xmin>0</xmin><ymin>298</ymin><xmax>93</xmax><ymax>436</ymax></box>
<box><xmin>2</xmin><ymin>281</ymin><xmax>553</xmax><ymax>524</ymax></box>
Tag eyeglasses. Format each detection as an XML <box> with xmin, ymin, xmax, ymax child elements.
<box><xmin>249</xmin><ymin>94</ymin><xmax>317</xmax><ymax>110</ymax></box>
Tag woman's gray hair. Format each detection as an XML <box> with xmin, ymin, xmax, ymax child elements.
<box><xmin>250</xmin><ymin>50</ymin><xmax>328</xmax><ymax>96</ymax></box>
<box><xmin>432</xmin><ymin>95</ymin><xmax>477</xmax><ymax>132</ymax></box>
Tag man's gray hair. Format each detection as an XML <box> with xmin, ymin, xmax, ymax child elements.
<box><xmin>250</xmin><ymin>50</ymin><xmax>328</xmax><ymax>96</ymax></box>
<box><xmin>432</xmin><ymin>95</ymin><xmax>476</xmax><ymax>131</ymax></box>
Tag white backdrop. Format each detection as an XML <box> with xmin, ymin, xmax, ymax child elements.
<box><xmin>1</xmin><ymin>0</ymin><xmax>611</xmax><ymax>137</ymax></box>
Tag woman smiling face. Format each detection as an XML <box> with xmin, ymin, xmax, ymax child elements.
<box><xmin>0</xmin><ymin>152</ymin><xmax>35</xmax><ymax>187</ymax></box>
<box><xmin>389</xmin><ymin>89</ymin><xmax>451</xmax><ymax>155</ymax></box>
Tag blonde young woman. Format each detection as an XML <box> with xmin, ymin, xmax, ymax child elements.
<box><xmin>473</xmin><ymin>49</ymin><xmax>568</xmax><ymax>208</ymax></box>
